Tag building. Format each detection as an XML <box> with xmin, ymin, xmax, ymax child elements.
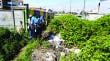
<box><xmin>86</xmin><ymin>12</ymin><xmax>104</xmax><ymax>20</ymax></box>
<box><xmin>11</xmin><ymin>0</ymin><xmax>23</xmax><ymax>6</ymax></box>
<box><xmin>0</xmin><ymin>0</ymin><xmax>24</xmax><ymax>9</ymax></box>
<box><xmin>0</xmin><ymin>0</ymin><xmax>2</xmax><ymax>8</ymax></box>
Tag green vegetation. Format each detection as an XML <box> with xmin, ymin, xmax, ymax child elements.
<box><xmin>14</xmin><ymin>40</ymin><xmax>40</xmax><ymax>61</ymax></box>
<box><xmin>60</xmin><ymin>52</ymin><xmax>74</xmax><ymax>61</ymax></box>
<box><xmin>1</xmin><ymin>14</ymin><xmax>110</xmax><ymax>61</ymax></box>
<box><xmin>47</xmin><ymin>14</ymin><xmax>87</xmax><ymax>47</ymax></box>
<box><xmin>47</xmin><ymin>14</ymin><xmax>110</xmax><ymax>61</ymax></box>
<box><xmin>0</xmin><ymin>27</ymin><xmax>28</xmax><ymax>61</ymax></box>
<box><xmin>14</xmin><ymin>40</ymin><xmax>50</xmax><ymax>61</ymax></box>
<box><xmin>78</xmin><ymin>35</ymin><xmax>110</xmax><ymax>61</ymax></box>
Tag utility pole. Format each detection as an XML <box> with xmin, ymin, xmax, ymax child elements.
<box><xmin>99</xmin><ymin>0</ymin><xmax>109</xmax><ymax>12</ymax></box>
<box><xmin>83</xmin><ymin>0</ymin><xmax>86</xmax><ymax>11</ymax></box>
<box><xmin>69</xmin><ymin>0</ymin><xmax>71</xmax><ymax>14</ymax></box>
<box><xmin>11</xmin><ymin>0</ymin><xmax>16</xmax><ymax>31</ymax></box>
<box><xmin>98</xmin><ymin>2</ymin><xmax>100</xmax><ymax>13</ymax></box>
<box><xmin>83</xmin><ymin>0</ymin><xmax>86</xmax><ymax>18</ymax></box>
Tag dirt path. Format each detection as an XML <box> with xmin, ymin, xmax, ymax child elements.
<box><xmin>31</xmin><ymin>47</ymin><xmax>59</xmax><ymax>61</ymax></box>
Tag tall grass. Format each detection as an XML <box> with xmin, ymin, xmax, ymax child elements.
<box><xmin>14</xmin><ymin>39</ymin><xmax>40</xmax><ymax>61</ymax></box>
<box><xmin>14</xmin><ymin>39</ymin><xmax>50</xmax><ymax>61</ymax></box>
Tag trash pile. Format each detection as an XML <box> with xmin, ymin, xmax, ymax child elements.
<box><xmin>31</xmin><ymin>33</ymin><xmax>80</xmax><ymax>61</ymax></box>
<box><xmin>31</xmin><ymin>48</ymin><xmax>57</xmax><ymax>61</ymax></box>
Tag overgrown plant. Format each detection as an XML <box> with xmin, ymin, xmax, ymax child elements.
<box><xmin>47</xmin><ymin>14</ymin><xmax>110</xmax><ymax>61</ymax></box>
<box><xmin>0</xmin><ymin>27</ymin><xmax>28</xmax><ymax>61</ymax></box>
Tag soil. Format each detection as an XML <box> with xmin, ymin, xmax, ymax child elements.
<box><xmin>31</xmin><ymin>47</ymin><xmax>59</xmax><ymax>61</ymax></box>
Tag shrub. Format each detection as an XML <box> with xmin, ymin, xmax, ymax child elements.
<box><xmin>14</xmin><ymin>39</ymin><xmax>50</xmax><ymax>61</ymax></box>
<box><xmin>0</xmin><ymin>27</ymin><xmax>28</xmax><ymax>61</ymax></box>
<box><xmin>0</xmin><ymin>27</ymin><xmax>11</xmax><ymax>39</ymax></box>
<box><xmin>14</xmin><ymin>40</ymin><xmax>40</xmax><ymax>61</ymax></box>
<box><xmin>60</xmin><ymin>52</ymin><xmax>74</xmax><ymax>61</ymax></box>
<box><xmin>47</xmin><ymin>14</ymin><xmax>110</xmax><ymax>61</ymax></box>
<box><xmin>47</xmin><ymin>14</ymin><xmax>84</xmax><ymax>47</ymax></box>
<box><xmin>78</xmin><ymin>35</ymin><xmax>110</xmax><ymax>61</ymax></box>
<box><xmin>47</xmin><ymin>14</ymin><xmax>110</xmax><ymax>47</ymax></box>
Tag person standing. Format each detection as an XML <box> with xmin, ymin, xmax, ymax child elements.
<box><xmin>28</xmin><ymin>15</ymin><xmax>34</xmax><ymax>39</ymax></box>
<box><xmin>28</xmin><ymin>14</ymin><xmax>38</xmax><ymax>39</ymax></box>
<box><xmin>37</xmin><ymin>15</ymin><xmax>45</xmax><ymax>37</ymax></box>
<box><xmin>31</xmin><ymin>14</ymin><xmax>40</xmax><ymax>38</ymax></box>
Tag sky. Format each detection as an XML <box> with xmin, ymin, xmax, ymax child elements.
<box><xmin>24</xmin><ymin>0</ymin><xmax>110</xmax><ymax>13</ymax></box>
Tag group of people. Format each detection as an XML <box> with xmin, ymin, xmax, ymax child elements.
<box><xmin>28</xmin><ymin>14</ymin><xmax>45</xmax><ymax>39</ymax></box>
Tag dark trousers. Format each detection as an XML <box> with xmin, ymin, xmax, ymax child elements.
<box><xmin>29</xmin><ymin>29</ymin><xmax>35</xmax><ymax>39</ymax></box>
<box><xmin>35</xmin><ymin>26</ymin><xmax>42</xmax><ymax>37</ymax></box>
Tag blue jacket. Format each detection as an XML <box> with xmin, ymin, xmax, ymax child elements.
<box><xmin>31</xmin><ymin>16</ymin><xmax>39</xmax><ymax>26</ymax></box>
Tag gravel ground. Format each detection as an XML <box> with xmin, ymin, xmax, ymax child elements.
<box><xmin>31</xmin><ymin>47</ymin><xmax>58</xmax><ymax>61</ymax></box>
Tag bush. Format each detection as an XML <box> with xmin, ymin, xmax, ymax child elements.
<box><xmin>47</xmin><ymin>14</ymin><xmax>84</xmax><ymax>47</ymax></box>
<box><xmin>47</xmin><ymin>15</ymin><xmax>96</xmax><ymax>47</ymax></box>
<box><xmin>0</xmin><ymin>27</ymin><xmax>28</xmax><ymax>61</ymax></box>
<box><xmin>78</xmin><ymin>35</ymin><xmax>110</xmax><ymax>61</ymax></box>
<box><xmin>14</xmin><ymin>40</ymin><xmax>40</xmax><ymax>61</ymax></box>
<box><xmin>0</xmin><ymin>27</ymin><xmax>11</xmax><ymax>39</ymax></box>
<box><xmin>47</xmin><ymin>14</ymin><xmax>110</xmax><ymax>61</ymax></box>
<box><xmin>60</xmin><ymin>52</ymin><xmax>74</xmax><ymax>61</ymax></box>
<box><xmin>14</xmin><ymin>39</ymin><xmax>50</xmax><ymax>61</ymax></box>
<box><xmin>47</xmin><ymin>14</ymin><xmax>110</xmax><ymax>47</ymax></box>
<box><xmin>95</xmin><ymin>15</ymin><xmax>110</xmax><ymax>36</ymax></box>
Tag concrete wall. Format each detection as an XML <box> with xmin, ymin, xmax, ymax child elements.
<box><xmin>0</xmin><ymin>10</ymin><xmax>24</xmax><ymax>30</ymax></box>
<box><xmin>86</xmin><ymin>14</ymin><xmax>104</xmax><ymax>20</ymax></box>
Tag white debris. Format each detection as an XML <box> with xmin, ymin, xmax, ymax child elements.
<box><xmin>43</xmin><ymin>52</ymin><xmax>56</xmax><ymax>61</ymax></box>
<box><xmin>63</xmin><ymin>48</ymin><xmax>70</xmax><ymax>55</ymax></box>
<box><xmin>73</xmin><ymin>48</ymin><xmax>80</xmax><ymax>54</ymax></box>
<box><xmin>69</xmin><ymin>47</ymin><xmax>80</xmax><ymax>54</ymax></box>
<box><xmin>60</xmin><ymin>47</ymin><xmax>80</xmax><ymax>56</ymax></box>
<box><xmin>31</xmin><ymin>49</ymin><xmax>56</xmax><ymax>61</ymax></box>
<box><xmin>48</xmin><ymin>33</ymin><xmax>64</xmax><ymax>48</ymax></box>
<box><xmin>69</xmin><ymin>48</ymin><xmax>74</xmax><ymax>52</ymax></box>
<box><xmin>60</xmin><ymin>52</ymin><xmax>65</xmax><ymax>57</ymax></box>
